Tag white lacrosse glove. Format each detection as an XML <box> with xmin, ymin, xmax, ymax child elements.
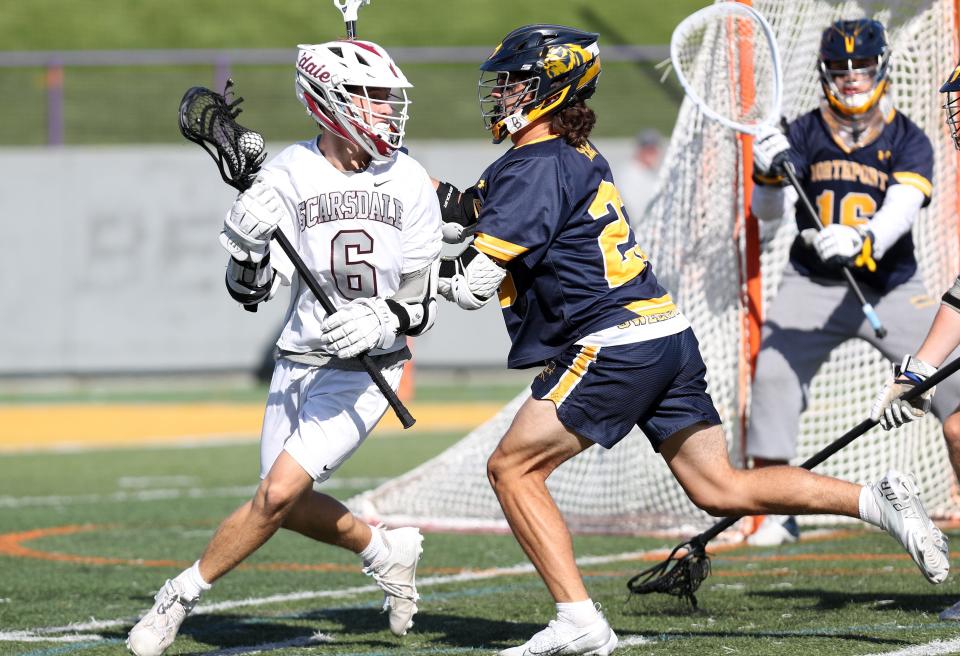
<box><xmin>810</xmin><ymin>223</ymin><xmax>877</xmax><ymax>271</ymax></box>
<box><xmin>437</xmin><ymin>246</ymin><xmax>505</xmax><ymax>310</ymax></box>
<box><xmin>870</xmin><ymin>355</ymin><xmax>938</xmax><ymax>430</ymax></box>
<box><xmin>319</xmin><ymin>297</ymin><xmax>400</xmax><ymax>359</ymax></box>
<box><xmin>752</xmin><ymin>123</ymin><xmax>791</xmax><ymax>176</ymax></box>
<box><xmin>219</xmin><ymin>181</ymin><xmax>287</xmax><ymax>264</ymax></box>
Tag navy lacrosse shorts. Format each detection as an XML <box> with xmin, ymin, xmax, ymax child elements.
<box><xmin>530</xmin><ymin>327</ymin><xmax>722</xmax><ymax>450</ymax></box>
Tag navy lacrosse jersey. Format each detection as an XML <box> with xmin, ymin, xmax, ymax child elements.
<box><xmin>471</xmin><ymin>135</ymin><xmax>685</xmax><ymax>369</ymax></box>
<box><xmin>781</xmin><ymin>108</ymin><xmax>933</xmax><ymax>293</ymax></box>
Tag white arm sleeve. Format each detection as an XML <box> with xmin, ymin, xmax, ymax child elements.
<box><xmin>865</xmin><ymin>183</ymin><xmax>925</xmax><ymax>259</ymax></box>
<box><xmin>751</xmin><ymin>184</ymin><xmax>796</xmax><ymax>222</ymax></box>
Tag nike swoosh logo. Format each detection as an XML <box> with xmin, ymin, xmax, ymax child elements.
<box><xmin>373</xmin><ymin>179</ymin><xmax>390</xmax><ymax>187</ymax></box>
<box><xmin>527</xmin><ymin>631</ymin><xmax>595</xmax><ymax>656</ymax></box>
<box><xmin>322</xmin><ymin>465</ymin><xmax>332</xmax><ymax>472</ymax></box>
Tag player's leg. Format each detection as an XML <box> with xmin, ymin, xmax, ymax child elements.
<box><xmin>126</xmin><ymin>474</ymin><xmax>310</xmax><ymax>655</ymax></box>
<box><xmin>273</xmin><ymin>361</ymin><xmax>421</xmax><ymax>636</ymax></box>
<box><xmin>487</xmin><ymin>395</ymin><xmax>616</xmax><ymax>656</ymax></box>
<box><xmin>663</xmin><ymin>422</ymin><xmax>948</xmax><ymax>583</ymax></box>
<box><xmin>489</xmin><ymin>333</ymin><xmax>719</xmax><ymax>656</ymax></box>
<box><xmin>487</xmin><ymin>396</ymin><xmax>594</xmax><ymax>601</ymax></box>
<box><xmin>746</xmin><ymin>270</ymin><xmax>852</xmax><ymax>544</ymax></box>
<box><xmin>127</xmin><ymin>360</ymin><xmax>316</xmax><ymax>656</ymax></box>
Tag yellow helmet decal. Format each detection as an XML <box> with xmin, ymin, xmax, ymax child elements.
<box><xmin>526</xmin><ymin>87</ymin><xmax>571</xmax><ymax>122</ymax></box>
<box><xmin>577</xmin><ymin>57</ymin><xmax>601</xmax><ymax>89</ymax></box>
<box><xmin>543</xmin><ymin>44</ymin><xmax>591</xmax><ymax>79</ymax></box>
<box><xmin>844</xmin><ymin>35</ymin><xmax>856</xmax><ymax>53</ymax></box>
<box><xmin>951</xmin><ymin>65</ymin><xmax>960</xmax><ymax>84</ymax></box>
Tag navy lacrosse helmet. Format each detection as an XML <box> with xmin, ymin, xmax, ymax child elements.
<box><xmin>478</xmin><ymin>24</ymin><xmax>601</xmax><ymax>143</ymax></box>
<box><xmin>941</xmin><ymin>61</ymin><xmax>960</xmax><ymax>150</ymax></box>
<box><xmin>818</xmin><ymin>19</ymin><xmax>889</xmax><ymax>115</ymax></box>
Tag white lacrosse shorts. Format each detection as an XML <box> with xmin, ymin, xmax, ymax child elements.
<box><xmin>259</xmin><ymin>358</ymin><xmax>404</xmax><ymax>482</ymax></box>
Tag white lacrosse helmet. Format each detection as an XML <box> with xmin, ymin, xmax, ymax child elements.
<box><xmin>295</xmin><ymin>40</ymin><xmax>412</xmax><ymax>161</ymax></box>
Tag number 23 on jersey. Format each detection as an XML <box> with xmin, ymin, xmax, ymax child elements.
<box><xmin>588</xmin><ymin>180</ymin><xmax>648</xmax><ymax>288</ymax></box>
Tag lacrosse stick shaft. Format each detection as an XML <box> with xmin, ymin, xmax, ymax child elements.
<box><xmin>270</xmin><ymin>229</ymin><xmax>416</xmax><ymax>429</ymax></box>
<box><xmin>694</xmin><ymin>353</ymin><xmax>960</xmax><ymax>546</ymax></box>
<box><xmin>782</xmin><ymin>161</ymin><xmax>887</xmax><ymax>339</ymax></box>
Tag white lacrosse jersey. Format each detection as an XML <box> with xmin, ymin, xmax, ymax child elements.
<box><xmin>255</xmin><ymin>138</ymin><xmax>442</xmax><ymax>357</ymax></box>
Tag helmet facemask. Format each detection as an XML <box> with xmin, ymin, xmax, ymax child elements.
<box><xmin>819</xmin><ymin>54</ymin><xmax>889</xmax><ymax>116</ymax></box>
<box><xmin>944</xmin><ymin>90</ymin><xmax>960</xmax><ymax>151</ymax></box>
<box><xmin>479</xmin><ymin>71</ymin><xmax>540</xmax><ymax>142</ymax></box>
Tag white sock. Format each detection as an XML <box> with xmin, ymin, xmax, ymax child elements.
<box><xmin>175</xmin><ymin>561</ymin><xmax>212</xmax><ymax>599</ymax></box>
<box><xmin>359</xmin><ymin>527</ymin><xmax>388</xmax><ymax>567</ymax></box>
<box><xmin>859</xmin><ymin>485</ymin><xmax>882</xmax><ymax>528</ymax></box>
<box><xmin>556</xmin><ymin>599</ymin><xmax>600</xmax><ymax>628</ymax></box>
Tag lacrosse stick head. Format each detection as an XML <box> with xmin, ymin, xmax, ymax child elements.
<box><xmin>670</xmin><ymin>3</ymin><xmax>782</xmax><ymax>135</ymax></box>
<box><xmin>178</xmin><ymin>80</ymin><xmax>266</xmax><ymax>192</ymax></box>
<box><xmin>626</xmin><ymin>538</ymin><xmax>711</xmax><ymax>609</ymax></box>
<box><xmin>333</xmin><ymin>0</ymin><xmax>371</xmax><ymax>38</ymax></box>
<box><xmin>941</xmin><ymin>61</ymin><xmax>960</xmax><ymax>151</ymax></box>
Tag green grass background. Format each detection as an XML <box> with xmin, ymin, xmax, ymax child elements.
<box><xmin>0</xmin><ymin>0</ymin><xmax>710</xmax><ymax>144</ymax></box>
<box><xmin>1</xmin><ymin>376</ymin><xmax>960</xmax><ymax>655</ymax></box>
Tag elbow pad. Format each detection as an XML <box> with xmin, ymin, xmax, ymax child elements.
<box><xmin>226</xmin><ymin>255</ymin><xmax>279</xmax><ymax>310</ymax></box>
<box><xmin>386</xmin><ymin>297</ymin><xmax>438</xmax><ymax>336</ymax></box>
<box><xmin>436</xmin><ymin>181</ymin><xmax>482</xmax><ymax>243</ymax></box>
<box><xmin>943</xmin><ymin>276</ymin><xmax>960</xmax><ymax>314</ymax></box>
<box><xmin>438</xmin><ymin>246</ymin><xmax>506</xmax><ymax>310</ymax></box>
<box><xmin>385</xmin><ymin>259</ymin><xmax>440</xmax><ymax>336</ymax></box>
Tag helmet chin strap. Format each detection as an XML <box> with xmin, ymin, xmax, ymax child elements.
<box><xmin>503</xmin><ymin>110</ymin><xmax>531</xmax><ymax>135</ymax></box>
<box><xmin>820</xmin><ymin>94</ymin><xmax>891</xmax><ymax>151</ymax></box>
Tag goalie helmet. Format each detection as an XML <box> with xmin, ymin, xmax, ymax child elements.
<box><xmin>941</xmin><ymin>60</ymin><xmax>960</xmax><ymax>151</ymax></box>
<box><xmin>478</xmin><ymin>24</ymin><xmax>601</xmax><ymax>143</ymax></box>
<box><xmin>817</xmin><ymin>19</ymin><xmax>889</xmax><ymax>116</ymax></box>
<box><xmin>295</xmin><ymin>40</ymin><xmax>412</xmax><ymax>161</ymax></box>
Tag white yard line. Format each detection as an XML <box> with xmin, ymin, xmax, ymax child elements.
<box><xmin>0</xmin><ymin>632</ymin><xmax>105</xmax><ymax>643</ymax></box>
<box><xmin>859</xmin><ymin>640</ymin><xmax>960</xmax><ymax>656</ymax></box>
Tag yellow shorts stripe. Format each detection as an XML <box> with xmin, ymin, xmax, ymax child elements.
<box><xmin>544</xmin><ymin>346</ymin><xmax>600</xmax><ymax>405</ymax></box>
<box><xmin>625</xmin><ymin>294</ymin><xmax>676</xmax><ymax>316</ymax></box>
<box><xmin>474</xmin><ymin>233</ymin><xmax>529</xmax><ymax>262</ymax></box>
<box><xmin>892</xmin><ymin>172</ymin><xmax>933</xmax><ymax>197</ymax></box>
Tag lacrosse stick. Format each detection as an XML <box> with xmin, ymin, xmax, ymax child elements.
<box><xmin>670</xmin><ymin>2</ymin><xmax>887</xmax><ymax>339</ymax></box>
<box><xmin>627</xmin><ymin>353</ymin><xmax>960</xmax><ymax>608</ymax></box>
<box><xmin>334</xmin><ymin>0</ymin><xmax>371</xmax><ymax>39</ymax></box>
<box><xmin>178</xmin><ymin>81</ymin><xmax>416</xmax><ymax>429</ymax></box>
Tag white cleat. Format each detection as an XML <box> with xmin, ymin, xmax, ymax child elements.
<box><xmin>746</xmin><ymin>515</ymin><xmax>800</xmax><ymax>547</ymax></box>
<box><xmin>499</xmin><ymin>614</ymin><xmax>618</xmax><ymax>656</ymax></box>
<box><xmin>872</xmin><ymin>470</ymin><xmax>949</xmax><ymax>584</ymax></box>
<box><xmin>126</xmin><ymin>579</ymin><xmax>199</xmax><ymax>656</ymax></box>
<box><xmin>363</xmin><ymin>526</ymin><xmax>423</xmax><ymax>636</ymax></box>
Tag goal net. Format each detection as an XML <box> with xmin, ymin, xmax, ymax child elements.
<box><xmin>352</xmin><ymin>0</ymin><xmax>960</xmax><ymax>536</ymax></box>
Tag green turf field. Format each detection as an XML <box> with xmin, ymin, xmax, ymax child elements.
<box><xmin>2</xmin><ymin>382</ymin><xmax>960</xmax><ymax>656</ymax></box>
<box><xmin>0</xmin><ymin>1</ymin><xmax>708</xmax><ymax>144</ymax></box>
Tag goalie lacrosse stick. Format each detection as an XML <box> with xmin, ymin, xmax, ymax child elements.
<box><xmin>627</xmin><ymin>352</ymin><xmax>960</xmax><ymax>608</ymax></box>
<box><xmin>178</xmin><ymin>81</ymin><xmax>416</xmax><ymax>429</ymax></box>
<box><xmin>670</xmin><ymin>2</ymin><xmax>887</xmax><ymax>339</ymax></box>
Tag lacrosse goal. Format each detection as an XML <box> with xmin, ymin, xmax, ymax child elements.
<box><xmin>351</xmin><ymin>0</ymin><xmax>960</xmax><ymax>536</ymax></box>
